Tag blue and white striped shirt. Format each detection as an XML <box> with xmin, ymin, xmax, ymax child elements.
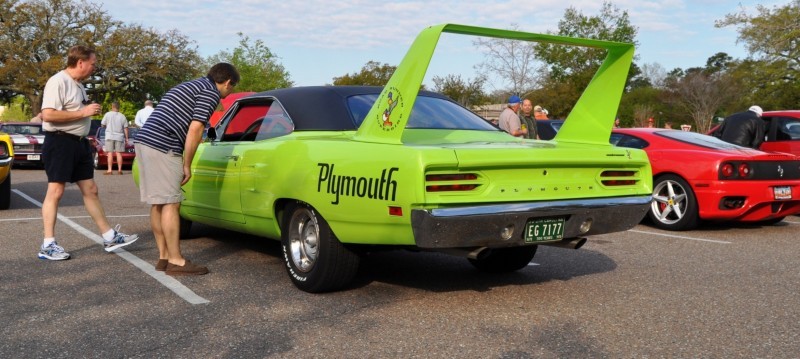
<box><xmin>135</xmin><ymin>77</ymin><xmax>220</xmax><ymax>154</ymax></box>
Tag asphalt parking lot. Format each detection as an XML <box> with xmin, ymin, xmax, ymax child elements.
<box><xmin>2</xmin><ymin>168</ymin><xmax>800</xmax><ymax>358</ymax></box>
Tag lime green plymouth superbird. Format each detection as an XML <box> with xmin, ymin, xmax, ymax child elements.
<box><xmin>137</xmin><ymin>24</ymin><xmax>653</xmax><ymax>292</ymax></box>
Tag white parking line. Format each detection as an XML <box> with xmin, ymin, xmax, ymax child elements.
<box><xmin>0</xmin><ymin>214</ymin><xmax>150</xmax><ymax>222</ymax></box>
<box><xmin>12</xmin><ymin>189</ymin><xmax>209</xmax><ymax>305</ymax></box>
<box><xmin>628</xmin><ymin>229</ymin><xmax>731</xmax><ymax>244</ymax></box>
<box><xmin>783</xmin><ymin>220</ymin><xmax>800</xmax><ymax>224</ymax></box>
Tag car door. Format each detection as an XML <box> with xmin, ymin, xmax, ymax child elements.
<box><xmin>185</xmin><ymin>100</ymin><xmax>270</xmax><ymax>223</ymax></box>
<box><xmin>760</xmin><ymin>115</ymin><xmax>800</xmax><ymax>155</ymax></box>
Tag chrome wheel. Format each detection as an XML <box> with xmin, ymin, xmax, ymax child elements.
<box><xmin>647</xmin><ymin>174</ymin><xmax>699</xmax><ymax>231</ymax></box>
<box><xmin>288</xmin><ymin>207</ymin><xmax>320</xmax><ymax>273</ymax></box>
<box><xmin>651</xmin><ymin>179</ymin><xmax>688</xmax><ymax>224</ymax></box>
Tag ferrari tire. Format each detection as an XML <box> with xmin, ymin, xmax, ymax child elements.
<box><xmin>0</xmin><ymin>172</ymin><xmax>10</xmax><ymax>210</ymax></box>
<box><xmin>281</xmin><ymin>202</ymin><xmax>359</xmax><ymax>293</ymax></box>
<box><xmin>648</xmin><ymin>174</ymin><xmax>699</xmax><ymax>231</ymax></box>
<box><xmin>468</xmin><ymin>246</ymin><xmax>537</xmax><ymax>273</ymax></box>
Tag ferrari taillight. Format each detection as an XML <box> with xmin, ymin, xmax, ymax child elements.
<box><xmin>719</xmin><ymin>161</ymin><xmax>754</xmax><ymax>179</ymax></box>
<box><xmin>738</xmin><ymin>163</ymin><xmax>751</xmax><ymax>177</ymax></box>
<box><xmin>425</xmin><ymin>173</ymin><xmax>480</xmax><ymax>192</ymax></box>
<box><xmin>720</xmin><ymin>163</ymin><xmax>735</xmax><ymax>178</ymax></box>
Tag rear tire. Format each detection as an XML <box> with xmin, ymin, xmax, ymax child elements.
<box><xmin>281</xmin><ymin>202</ymin><xmax>359</xmax><ymax>293</ymax></box>
<box><xmin>92</xmin><ymin>151</ymin><xmax>101</xmax><ymax>170</ymax></box>
<box><xmin>0</xmin><ymin>172</ymin><xmax>10</xmax><ymax>210</ymax></box>
<box><xmin>468</xmin><ymin>246</ymin><xmax>537</xmax><ymax>273</ymax></box>
<box><xmin>648</xmin><ymin>174</ymin><xmax>699</xmax><ymax>231</ymax></box>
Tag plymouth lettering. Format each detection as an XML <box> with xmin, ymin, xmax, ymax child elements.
<box><xmin>317</xmin><ymin>163</ymin><xmax>399</xmax><ymax>204</ymax></box>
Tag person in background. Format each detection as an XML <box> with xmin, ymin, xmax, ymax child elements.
<box><xmin>715</xmin><ymin>106</ymin><xmax>766</xmax><ymax>149</ymax></box>
<box><xmin>647</xmin><ymin>117</ymin><xmax>655</xmax><ymax>128</ymax></box>
<box><xmin>534</xmin><ymin>105</ymin><xmax>548</xmax><ymax>120</ymax></box>
<box><xmin>38</xmin><ymin>45</ymin><xmax>138</xmax><ymax>260</ymax></box>
<box><xmin>519</xmin><ymin>99</ymin><xmax>539</xmax><ymax>139</ymax></box>
<box><xmin>614</xmin><ymin>117</ymin><xmax>621</xmax><ymax>128</ymax></box>
<box><xmin>134</xmin><ymin>62</ymin><xmax>240</xmax><ymax>276</ymax></box>
<box><xmin>100</xmin><ymin>101</ymin><xmax>129</xmax><ymax>175</ymax></box>
<box><xmin>134</xmin><ymin>100</ymin><xmax>154</xmax><ymax>128</ymax></box>
<box><xmin>664</xmin><ymin>121</ymin><xmax>673</xmax><ymax>129</ymax></box>
<box><xmin>498</xmin><ymin>95</ymin><xmax>527</xmax><ymax>138</ymax></box>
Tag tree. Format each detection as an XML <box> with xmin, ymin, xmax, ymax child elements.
<box><xmin>332</xmin><ymin>61</ymin><xmax>396</xmax><ymax>86</ymax></box>
<box><xmin>473</xmin><ymin>24</ymin><xmax>539</xmax><ymax>96</ymax></box>
<box><xmin>665</xmin><ymin>70</ymin><xmax>737</xmax><ymax>133</ymax></box>
<box><xmin>207</xmin><ymin>33</ymin><xmax>293</xmax><ymax>92</ymax></box>
<box><xmin>0</xmin><ymin>0</ymin><xmax>201</xmax><ymax>115</ymax></box>
<box><xmin>716</xmin><ymin>1</ymin><xmax>799</xmax><ymax>79</ymax></box>
<box><xmin>431</xmin><ymin>74</ymin><xmax>486</xmax><ymax>108</ymax></box>
<box><xmin>536</xmin><ymin>2</ymin><xmax>638</xmax><ymax>83</ymax></box>
<box><xmin>534</xmin><ymin>2</ymin><xmax>638</xmax><ymax>116</ymax></box>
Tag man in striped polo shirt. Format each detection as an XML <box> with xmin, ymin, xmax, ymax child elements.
<box><xmin>135</xmin><ymin>63</ymin><xmax>240</xmax><ymax>276</ymax></box>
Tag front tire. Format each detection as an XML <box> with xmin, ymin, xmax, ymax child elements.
<box><xmin>468</xmin><ymin>246</ymin><xmax>537</xmax><ymax>273</ymax></box>
<box><xmin>648</xmin><ymin>174</ymin><xmax>699</xmax><ymax>231</ymax></box>
<box><xmin>179</xmin><ymin>217</ymin><xmax>193</xmax><ymax>239</ymax></box>
<box><xmin>0</xmin><ymin>172</ymin><xmax>10</xmax><ymax>210</ymax></box>
<box><xmin>281</xmin><ymin>202</ymin><xmax>359</xmax><ymax>293</ymax></box>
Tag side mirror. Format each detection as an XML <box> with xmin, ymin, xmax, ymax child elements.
<box><xmin>206</xmin><ymin>127</ymin><xmax>217</xmax><ymax>141</ymax></box>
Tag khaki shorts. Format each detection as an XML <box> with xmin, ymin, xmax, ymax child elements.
<box><xmin>104</xmin><ymin>139</ymin><xmax>125</xmax><ymax>153</ymax></box>
<box><xmin>135</xmin><ymin>143</ymin><xmax>184</xmax><ymax>205</ymax></box>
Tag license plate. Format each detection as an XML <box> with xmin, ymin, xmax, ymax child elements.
<box><xmin>774</xmin><ymin>186</ymin><xmax>792</xmax><ymax>200</ymax></box>
<box><xmin>27</xmin><ymin>154</ymin><xmax>40</xmax><ymax>161</ymax></box>
<box><xmin>524</xmin><ymin>217</ymin><xmax>565</xmax><ymax>242</ymax></box>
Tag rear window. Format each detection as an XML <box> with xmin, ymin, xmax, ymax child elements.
<box><xmin>348</xmin><ymin>94</ymin><xmax>497</xmax><ymax>131</ymax></box>
<box><xmin>655</xmin><ymin>130</ymin><xmax>745</xmax><ymax>150</ymax></box>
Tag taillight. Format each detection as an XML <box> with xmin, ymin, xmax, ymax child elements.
<box><xmin>426</xmin><ymin>173</ymin><xmax>480</xmax><ymax>192</ymax></box>
<box><xmin>600</xmin><ymin>170</ymin><xmax>637</xmax><ymax>186</ymax></box>
<box><xmin>720</xmin><ymin>163</ymin><xmax>735</xmax><ymax>178</ymax></box>
<box><xmin>738</xmin><ymin>163</ymin><xmax>750</xmax><ymax>177</ymax></box>
<box><xmin>719</xmin><ymin>161</ymin><xmax>754</xmax><ymax>179</ymax></box>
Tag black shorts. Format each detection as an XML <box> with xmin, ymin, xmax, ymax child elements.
<box><xmin>43</xmin><ymin>132</ymin><xmax>94</xmax><ymax>183</ymax></box>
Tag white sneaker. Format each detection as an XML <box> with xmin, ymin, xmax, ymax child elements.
<box><xmin>103</xmin><ymin>224</ymin><xmax>139</xmax><ymax>252</ymax></box>
<box><xmin>38</xmin><ymin>241</ymin><xmax>71</xmax><ymax>260</ymax></box>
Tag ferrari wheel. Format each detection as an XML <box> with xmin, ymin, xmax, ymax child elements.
<box><xmin>648</xmin><ymin>174</ymin><xmax>699</xmax><ymax>231</ymax></box>
<box><xmin>0</xmin><ymin>172</ymin><xmax>10</xmax><ymax>210</ymax></box>
<box><xmin>281</xmin><ymin>202</ymin><xmax>359</xmax><ymax>293</ymax></box>
<box><xmin>468</xmin><ymin>246</ymin><xmax>537</xmax><ymax>273</ymax></box>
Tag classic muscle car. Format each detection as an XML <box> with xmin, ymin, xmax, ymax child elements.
<box><xmin>0</xmin><ymin>122</ymin><xmax>44</xmax><ymax>166</ymax></box>
<box><xmin>137</xmin><ymin>24</ymin><xmax>653</xmax><ymax>292</ymax></box>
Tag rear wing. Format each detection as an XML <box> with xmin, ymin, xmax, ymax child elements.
<box><xmin>353</xmin><ymin>23</ymin><xmax>634</xmax><ymax>145</ymax></box>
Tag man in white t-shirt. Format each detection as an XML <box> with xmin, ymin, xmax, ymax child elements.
<box><xmin>134</xmin><ymin>100</ymin><xmax>154</xmax><ymax>128</ymax></box>
<box><xmin>38</xmin><ymin>45</ymin><xmax>138</xmax><ymax>261</ymax></box>
<box><xmin>100</xmin><ymin>101</ymin><xmax>129</xmax><ymax>174</ymax></box>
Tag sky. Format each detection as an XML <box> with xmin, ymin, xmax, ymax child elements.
<box><xmin>100</xmin><ymin>0</ymin><xmax>779</xmax><ymax>90</ymax></box>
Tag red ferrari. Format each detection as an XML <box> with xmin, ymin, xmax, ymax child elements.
<box><xmin>612</xmin><ymin>128</ymin><xmax>800</xmax><ymax>230</ymax></box>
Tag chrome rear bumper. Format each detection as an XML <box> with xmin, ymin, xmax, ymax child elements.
<box><xmin>411</xmin><ymin>195</ymin><xmax>651</xmax><ymax>248</ymax></box>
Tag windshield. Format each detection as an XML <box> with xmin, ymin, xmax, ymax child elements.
<box><xmin>2</xmin><ymin>124</ymin><xmax>42</xmax><ymax>135</ymax></box>
<box><xmin>348</xmin><ymin>94</ymin><xmax>497</xmax><ymax>131</ymax></box>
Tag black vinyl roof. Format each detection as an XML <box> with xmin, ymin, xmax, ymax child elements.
<box><xmin>244</xmin><ymin>86</ymin><xmax>451</xmax><ymax>131</ymax></box>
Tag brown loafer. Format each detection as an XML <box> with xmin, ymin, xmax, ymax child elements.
<box><xmin>104</xmin><ymin>172</ymin><xmax>113</xmax><ymax>175</ymax></box>
<box><xmin>155</xmin><ymin>259</ymin><xmax>168</xmax><ymax>271</ymax></box>
<box><xmin>165</xmin><ymin>259</ymin><xmax>209</xmax><ymax>276</ymax></box>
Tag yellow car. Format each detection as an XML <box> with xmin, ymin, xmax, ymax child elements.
<box><xmin>0</xmin><ymin>131</ymin><xmax>12</xmax><ymax>209</ymax></box>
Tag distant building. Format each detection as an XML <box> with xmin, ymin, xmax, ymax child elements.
<box><xmin>472</xmin><ymin>103</ymin><xmax>505</xmax><ymax>122</ymax></box>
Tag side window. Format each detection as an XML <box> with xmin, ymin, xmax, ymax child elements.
<box><xmin>776</xmin><ymin>117</ymin><xmax>800</xmax><ymax>141</ymax></box>
<box><xmin>612</xmin><ymin>134</ymin><xmax>649</xmax><ymax>149</ymax></box>
<box><xmin>254</xmin><ymin>103</ymin><xmax>294</xmax><ymax>141</ymax></box>
<box><xmin>221</xmin><ymin>103</ymin><xmax>270</xmax><ymax>142</ymax></box>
